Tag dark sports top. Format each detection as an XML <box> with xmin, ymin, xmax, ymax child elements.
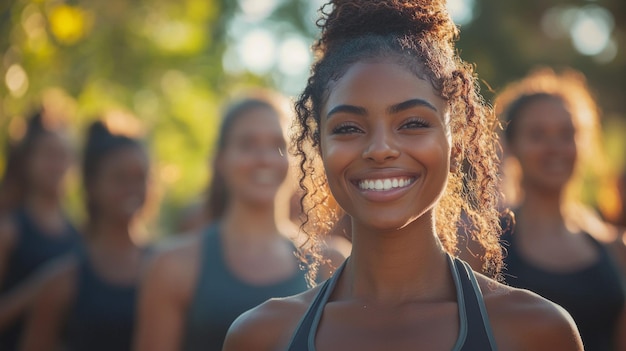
<box><xmin>286</xmin><ymin>255</ymin><xmax>498</xmax><ymax>350</ymax></box>
<box><xmin>182</xmin><ymin>224</ymin><xmax>309</xmax><ymax>351</ymax></box>
<box><xmin>64</xmin><ymin>246</ymin><xmax>141</xmax><ymax>351</ymax></box>
<box><xmin>0</xmin><ymin>207</ymin><xmax>79</xmax><ymax>351</ymax></box>
<box><xmin>502</xmin><ymin>223</ymin><xmax>626</xmax><ymax>351</ymax></box>
<box><xmin>1</xmin><ymin>207</ymin><xmax>80</xmax><ymax>292</ymax></box>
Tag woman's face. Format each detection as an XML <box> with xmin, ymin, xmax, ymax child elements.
<box><xmin>508</xmin><ymin>97</ymin><xmax>577</xmax><ymax>192</ymax></box>
<box><xmin>27</xmin><ymin>132</ymin><xmax>72</xmax><ymax>196</ymax></box>
<box><xmin>320</xmin><ymin>61</ymin><xmax>450</xmax><ymax>231</ymax></box>
<box><xmin>90</xmin><ymin>146</ymin><xmax>149</xmax><ymax>222</ymax></box>
<box><xmin>218</xmin><ymin>106</ymin><xmax>289</xmax><ymax>208</ymax></box>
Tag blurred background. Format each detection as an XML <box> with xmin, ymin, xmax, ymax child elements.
<box><xmin>0</xmin><ymin>0</ymin><xmax>625</xmax><ymax>238</ymax></box>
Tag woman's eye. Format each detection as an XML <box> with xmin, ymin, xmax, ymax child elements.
<box><xmin>400</xmin><ymin>118</ymin><xmax>430</xmax><ymax>129</ymax></box>
<box><xmin>331</xmin><ymin>123</ymin><xmax>363</xmax><ymax>135</ymax></box>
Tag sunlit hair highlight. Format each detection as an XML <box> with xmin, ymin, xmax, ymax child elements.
<box><xmin>293</xmin><ymin>0</ymin><xmax>504</xmax><ymax>282</ymax></box>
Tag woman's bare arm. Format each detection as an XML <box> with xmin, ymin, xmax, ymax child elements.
<box><xmin>19</xmin><ymin>256</ymin><xmax>76</xmax><ymax>351</ymax></box>
<box><xmin>133</xmin><ymin>241</ymin><xmax>199</xmax><ymax>351</ymax></box>
<box><xmin>0</xmin><ymin>217</ymin><xmax>17</xmax><ymax>291</ymax></box>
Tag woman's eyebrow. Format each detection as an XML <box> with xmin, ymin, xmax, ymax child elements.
<box><xmin>388</xmin><ymin>99</ymin><xmax>438</xmax><ymax>114</ymax></box>
<box><xmin>326</xmin><ymin>98</ymin><xmax>437</xmax><ymax>119</ymax></box>
<box><xmin>326</xmin><ymin>105</ymin><xmax>367</xmax><ymax>119</ymax></box>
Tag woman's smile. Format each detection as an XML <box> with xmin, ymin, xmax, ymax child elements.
<box><xmin>350</xmin><ymin>169</ymin><xmax>419</xmax><ymax>203</ymax></box>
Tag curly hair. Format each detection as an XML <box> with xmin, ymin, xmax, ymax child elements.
<box><xmin>293</xmin><ymin>0</ymin><xmax>504</xmax><ymax>281</ymax></box>
<box><xmin>496</xmin><ymin>67</ymin><xmax>617</xmax><ymax>228</ymax></box>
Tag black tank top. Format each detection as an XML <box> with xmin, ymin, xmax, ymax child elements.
<box><xmin>0</xmin><ymin>207</ymin><xmax>79</xmax><ymax>351</ymax></box>
<box><xmin>64</xmin><ymin>247</ymin><xmax>141</xmax><ymax>351</ymax></box>
<box><xmin>182</xmin><ymin>224</ymin><xmax>309</xmax><ymax>351</ymax></box>
<box><xmin>286</xmin><ymin>255</ymin><xmax>498</xmax><ymax>350</ymax></box>
<box><xmin>502</xmin><ymin>224</ymin><xmax>626</xmax><ymax>351</ymax></box>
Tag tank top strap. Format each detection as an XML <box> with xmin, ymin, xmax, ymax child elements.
<box><xmin>286</xmin><ymin>258</ymin><xmax>347</xmax><ymax>351</ymax></box>
<box><xmin>450</xmin><ymin>256</ymin><xmax>498</xmax><ymax>351</ymax></box>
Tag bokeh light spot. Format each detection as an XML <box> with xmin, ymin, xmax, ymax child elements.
<box><xmin>238</xmin><ymin>0</ymin><xmax>279</xmax><ymax>22</ymax></box>
<box><xmin>447</xmin><ymin>0</ymin><xmax>475</xmax><ymax>26</ymax></box>
<box><xmin>5</xmin><ymin>64</ymin><xmax>29</xmax><ymax>98</ymax></box>
<box><xmin>277</xmin><ymin>37</ymin><xmax>311</xmax><ymax>76</ymax></box>
<box><xmin>570</xmin><ymin>6</ymin><xmax>613</xmax><ymax>56</ymax></box>
<box><xmin>238</xmin><ymin>28</ymin><xmax>277</xmax><ymax>75</ymax></box>
<box><xmin>49</xmin><ymin>5</ymin><xmax>91</xmax><ymax>45</ymax></box>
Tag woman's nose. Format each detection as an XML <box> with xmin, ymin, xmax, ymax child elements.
<box><xmin>362</xmin><ymin>128</ymin><xmax>400</xmax><ymax>163</ymax></box>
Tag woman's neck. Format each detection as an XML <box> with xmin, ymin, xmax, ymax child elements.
<box><xmin>221</xmin><ymin>200</ymin><xmax>280</xmax><ymax>241</ymax></box>
<box><xmin>517</xmin><ymin>187</ymin><xmax>567</xmax><ymax>236</ymax></box>
<box><xmin>24</xmin><ymin>191</ymin><xmax>62</xmax><ymax>216</ymax></box>
<box><xmin>520</xmin><ymin>183</ymin><xmax>564</xmax><ymax>223</ymax></box>
<box><xmin>345</xmin><ymin>212</ymin><xmax>453</xmax><ymax>304</ymax></box>
<box><xmin>88</xmin><ymin>218</ymin><xmax>136</xmax><ymax>250</ymax></box>
<box><xmin>520</xmin><ymin>182</ymin><xmax>564</xmax><ymax>216</ymax></box>
<box><xmin>23</xmin><ymin>192</ymin><xmax>65</xmax><ymax>233</ymax></box>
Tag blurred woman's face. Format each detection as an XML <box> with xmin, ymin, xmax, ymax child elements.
<box><xmin>509</xmin><ymin>97</ymin><xmax>577</xmax><ymax>193</ymax></box>
<box><xmin>90</xmin><ymin>146</ymin><xmax>149</xmax><ymax>222</ymax></box>
<box><xmin>218</xmin><ymin>107</ymin><xmax>289</xmax><ymax>209</ymax></box>
<box><xmin>27</xmin><ymin>132</ymin><xmax>72</xmax><ymax>196</ymax></box>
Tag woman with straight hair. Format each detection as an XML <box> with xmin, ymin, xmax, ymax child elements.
<box><xmin>134</xmin><ymin>91</ymin><xmax>341</xmax><ymax>351</ymax></box>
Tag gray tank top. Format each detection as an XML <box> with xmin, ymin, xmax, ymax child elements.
<box><xmin>182</xmin><ymin>223</ymin><xmax>308</xmax><ymax>351</ymax></box>
<box><xmin>286</xmin><ymin>254</ymin><xmax>498</xmax><ymax>350</ymax></box>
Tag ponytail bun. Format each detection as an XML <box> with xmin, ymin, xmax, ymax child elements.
<box><xmin>85</xmin><ymin>120</ymin><xmax>114</xmax><ymax>154</ymax></box>
<box><xmin>25</xmin><ymin>112</ymin><xmax>46</xmax><ymax>135</ymax></box>
<box><xmin>82</xmin><ymin>119</ymin><xmax>142</xmax><ymax>189</ymax></box>
<box><xmin>316</xmin><ymin>0</ymin><xmax>456</xmax><ymax>53</ymax></box>
<box><xmin>86</xmin><ymin>120</ymin><xmax>113</xmax><ymax>139</ymax></box>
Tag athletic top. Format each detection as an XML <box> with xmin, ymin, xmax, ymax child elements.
<box><xmin>0</xmin><ymin>207</ymin><xmax>79</xmax><ymax>351</ymax></box>
<box><xmin>286</xmin><ymin>255</ymin><xmax>498</xmax><ymax>351</ymax></box>
<box><xmin>502</xmin><ymin>223</ymin><xmax>626</xmax><ymax>351</ymax></box>
<box><xmin>182</xmin><ymin>224</ymin><xmax>309</xmax><ymax>351</ymax></box>
<box><xmin>64</xmin><ymin>246</ymin><xmax>142</xmax><ymax>351</ymax></box>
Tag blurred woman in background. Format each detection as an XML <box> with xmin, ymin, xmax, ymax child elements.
<box><xmin>0</xmin><ymin>110</ymin><xmax>79</xmax><ymax>350</ymax></box>
<box><xmin>133</xmin><ymin>92</ymin><xmax>344</xmax><ymax>351</ymax></box>
<box><xmin>19</xmin><ymin>119</ymin><xmax>151</xmax><ymax>351</ymax></box>
<box><xmin>497</xmin><ymin>67</ymin><xmax>626</xmax><ymax>351</ymax></box>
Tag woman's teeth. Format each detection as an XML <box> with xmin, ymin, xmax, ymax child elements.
<box><xmin>358</xmin><ymin>177</ymin><xmax>413</xmax><ymax>191</ymax></box>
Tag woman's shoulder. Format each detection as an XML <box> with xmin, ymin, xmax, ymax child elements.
<box><xmin>223</xmin><ymin>286</ymin><xmax>322</xmax><ymax>351</ymax></box>
<box><xmin>476</xmin><ymin>274</ymin><xmax>583</xmax><ymax>350</ymax></box>
<box><xmin>140</xmin><ymin>233</ymin><xmax>203</xmax><ymax>293</ymax></box>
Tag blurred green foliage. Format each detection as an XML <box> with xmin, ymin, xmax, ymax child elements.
<box><xmin>1</xmin><ymin>0</ymin><xmax>625</xmax><ymax>236</ymax></box>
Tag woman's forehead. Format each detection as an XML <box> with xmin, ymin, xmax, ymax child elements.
<box><xmin>323</xmin><ymin>61</ymin><xmax>445</xmax><ymax>115</ymax></box>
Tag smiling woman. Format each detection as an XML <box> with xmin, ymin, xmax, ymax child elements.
<box><xmin>19</xmin><ymin>119</ymin><xmax>151</xmax><ymax>351</ymax></box>
<box><xmin>132</xmin><ymin>91</ymin><xmax>341</xmax><ymax>351</ymax></box>
<box><xmin>222</xmin><ymin>1</ymin><xmax>584</xmax><ymax>351</ymax></box>
<box><xmin>496</xmin><ymin>67</ymin><xmax>626</xmax><ymax>351</ymax></box>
